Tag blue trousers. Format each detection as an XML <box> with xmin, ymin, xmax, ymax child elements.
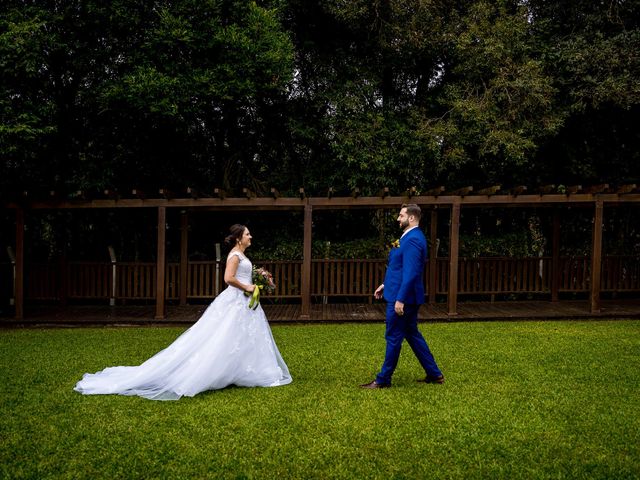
<box><xmin>376</xmin><ymin>303</ymin><xmax>442</xmax><ymax>385</ymax></box>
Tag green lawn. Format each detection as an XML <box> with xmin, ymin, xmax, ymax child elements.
<box><xmin>1</xmin><ymin>320</ymin><xmax>639</xmax><ymax>479</ymax></box>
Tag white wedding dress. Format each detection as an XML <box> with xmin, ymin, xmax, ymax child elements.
<box><xmin>74</xmin><ymin>251</ymin><xmax>292</xmax><ymax>400</ymax></box>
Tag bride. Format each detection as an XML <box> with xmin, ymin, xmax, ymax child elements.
<box><xmin>74</xmin><ymin>224</ymin><xmax>292</xmax><ymax>400</ymax></box>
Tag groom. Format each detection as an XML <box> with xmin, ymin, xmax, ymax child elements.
<box><xmin>361</xmin><ymin>204</ymin><xmax>444</xmax><ymax>389</ymax></box>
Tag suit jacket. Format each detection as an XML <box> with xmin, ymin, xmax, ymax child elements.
<box><xmin>383</xmin><ymin>227</ymin><xmax>427</xmax><ymax>305</ymax></box>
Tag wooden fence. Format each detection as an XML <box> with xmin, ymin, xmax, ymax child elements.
<box><xmin>4</xmin><ymin>255</ymin><xmax>639</xmax><ymax>304</ymax></box>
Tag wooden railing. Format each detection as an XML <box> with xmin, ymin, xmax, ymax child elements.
<box><xmin>67</xmin><ymin>262</ymin><xmax>111</xmax><ymax>298</ymax></box>
<box><xmin>10</xmin><ymin>255</ymin><xmax>640</xmax><ymax>303</ymax></box>
<box><xmin>312</xmin><ymin>259</ymin><xmax>385</xmax><ymax>298</ymax></box>
<box><xmin>187</xmin><ymin>261</ymin><xmax>225</xmax><ymax>299</ymax></box>
<box><xmin>25</xmin><ymin>263</ymin><xmax>60</xmax><ymax>300</ymax></box>
<box><xmin>441</xmin><ymin>257</ymin><xmax>552</xmax><ymax>294</ymax></box>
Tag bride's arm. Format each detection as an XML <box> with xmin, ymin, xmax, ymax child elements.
<box><xmin>224</xmin><ymin>255</ymin><xmax>255</xmax><ymax>292</ymax></box>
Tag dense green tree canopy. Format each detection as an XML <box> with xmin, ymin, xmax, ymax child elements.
<box><xmin>1</xmin><ymin>0</ymin><xmax>639</xmax><ymax>197</ymax></box>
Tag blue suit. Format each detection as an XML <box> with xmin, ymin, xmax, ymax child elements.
<box><xmin>376</xmin><ymin>227</ymin><xmax>442</xmax><ymax>385</ymax></box>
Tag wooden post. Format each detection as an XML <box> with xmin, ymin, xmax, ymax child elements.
<box><xmin>299</xmin><ymin>201</ymin><xmax>312</xmax><ymax>319</ymax></box>
<box><xmin>590</xmin><ymin>199</ymin><xmax>604</xmax><ymax>313</ymax></box>
<box><xmin>59</xmin><ymin>254</ymin><xmax>68</xmax><ymax>307</ymax></box>
<box><xmin>179</xmin><ymin>211</ymin><xmax>189</xmax><ymax>306</ymax></box>
<box><xmin>108</xmin><ymin>246</ymin><xmax>117</xmax><ymax>306</ymax></box>
<box><xmin>155</xmin><ymin>207</ymin><xmax>167</xmax><ymax>320</ymax></box>
<box><xmin>15</xmin><ymin>207</ymin><xmax>24</xmax><ymax>320</ymax></box>
<box><xmin>551</xmin><ymin>211</ymin><xmax>560</xmax><ymax>302</ymax></box>
<box><xmin>429</xmin><ymin>208</ymin><xmax>438</xmax><ymax>305</ymax></box>
<box><xmin>58</xmin><ymin>213</ymin><xmax>70</xmax><ymax>306</ymax></box>
<box><xmin>447</xmin><ymin>202</ymin><xmax>461</xmax><ymax>316</ymax></box>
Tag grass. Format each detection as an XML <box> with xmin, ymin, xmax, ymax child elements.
<box><xmin>1</xmin><ymin>320</ymin><xmax>639</xmax><ymax>479</ymax></box>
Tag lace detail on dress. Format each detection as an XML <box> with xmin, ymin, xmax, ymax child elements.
<box><xmin>228</xmin><ymin>250</ymin><xmax>252</xmax><ymax>286</ymax></box>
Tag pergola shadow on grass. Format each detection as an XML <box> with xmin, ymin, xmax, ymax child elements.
<box><xmin>3</xmin><ymin>184</ymin><xmax>640</xmax><ymax>321</ymax></box>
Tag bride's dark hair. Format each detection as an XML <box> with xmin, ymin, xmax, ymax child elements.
<box><xmin>224</xmin><ymin>224</ymin><xmax>246</xmax><ymax>246</ymax></box>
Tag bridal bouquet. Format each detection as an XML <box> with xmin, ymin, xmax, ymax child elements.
<box><xmin>245</xmin><ymin>266</ymin><xmax>276</xmax><ymax>309</ymax></box>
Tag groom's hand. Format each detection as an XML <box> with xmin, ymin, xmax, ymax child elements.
<box><xmin>374</xmin><ymin>284</ymin><xmax>384</xmax><ymax>300</ymax></box>
<box><xmin>394</xmin><ymin>301</ymin><xmax>404</xmax><ymax>316</ymax></box>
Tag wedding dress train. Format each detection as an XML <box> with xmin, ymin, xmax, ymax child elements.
<box><xmin>74</xmin><ymin>251</ymin><xmax>292</xmax><ymax>400</ymax></box>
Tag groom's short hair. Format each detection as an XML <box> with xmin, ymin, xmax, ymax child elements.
<box><xmin>402</xmin><ymin>203</ymin><xmax>421</xmax><ymax>220</ymax></box>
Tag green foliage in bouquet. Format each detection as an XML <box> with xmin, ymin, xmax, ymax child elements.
<box><xmin>244</xmin><ymin>266</ymin><xmax>276</xmax><ymax>309</ymax></box>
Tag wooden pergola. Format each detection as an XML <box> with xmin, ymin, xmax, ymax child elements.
<box><xmin>4</xmin><ymin>184</ymin><xmax>640</xmax><ymax>320</ymax></box>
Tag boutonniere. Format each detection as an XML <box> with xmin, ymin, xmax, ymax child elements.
<box><xmin>390</xmin><ymin>239</ymin><xmax>400</xmax><ymax>249</ymax></box>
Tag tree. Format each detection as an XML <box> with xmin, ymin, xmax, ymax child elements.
<box><xmin>0</xmin><ymin>0</ymin><xmax>294</xmax><ymax>195</ymax></box>
<box><xmin>2</xmin><ymin>0</ymin><xmax>639</xmax><ymax>197</ymax></box>
<box><xmin>528</xmin><ymin>0</ymin><xmax>640</xmax><ymax>184</ymax></box>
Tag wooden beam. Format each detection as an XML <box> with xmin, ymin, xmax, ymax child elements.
<box><xmin>446</xmin><ymin>186</ymin><xmax>473</xmax><ymax>196</ymax></box>
<box><xmin>428</xmin><ymin>208</ymin><xmax>438</xmax><ymax>305</ymax></box>
<box><xmin>179</xmin><ymin>211</ymin><xmax>189</xmax><ymax>306</ymax></box>
<box><xmin>476</xmin><ymin>185</ymin><xmax>501</xmax><ymax>195</ymax></box>
<box><xmin>7</xmin><ymin>193</ymin><xmax>640</xmax><ymax>211</ymax></box>
<box><xmin>584</xmin><ymin>184</ymin><xmax>609</xmax><ymax>194</ymax></box>
<box><xmin>617</xmin><ymin>184</ymin><xmax>637</xmax><ymax>194</ymax></box>
<box><xmin>299</xmin><ymin>202</ymin><xmax>312</xmax><ymax>320</ymax></box>
<box><xmin>447</xmin><ymin>202</ymin><xmax>461</xmax><ymax>316</ymax></box>
<box><xmin>14</xmin><ymin>207</ymin><xmax>24</xmax><ymax>320</ymax></box>
<box><xmin>103</xmin><ymin>189</ymin><xmax>120</xmax><ymax>200</ymax></box>
<box><xmin>590</xmin><ymin>199</ymin><xmax>604</xmax><ymax>313</ymax></box>
<box><xmin>132</xmin><ymin>188</ymin><xmax>146</xmax><ymax>199</ymax></box>
<box><xmin>509</xmin><ymin>186</ymin><xmax>528</xmax><ymax>196</ymax></box>
<box><xmin>537</xmin><ymin>185</ymin><xmax>556</xmax><ymax>194</ymax></box>
<box><xmin>405</xmin><ymin>186</ymin><xmax>417</xmax><ymax>198</ymax></box>
<box><xmin>551</xmin><ymin>210</ymin><xmax>560</xmax><ymax>302</ymax></box>
<box><xmin>425</xmin><ymin>186</ymin><xmax>445</xmax><ymax>196</ymax></box>
<box><xmin>159</xmin><ymin>188</ymin><xmax>174</xmax><ymax>199</ymax></box>
<box><xmin>155</xmin><ymin>206</ymin><xmax>167</xmax><ymax>320</ymax></box>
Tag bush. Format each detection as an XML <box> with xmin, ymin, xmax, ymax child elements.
<box><xmin>251</xmin><ymin>237</ymin><xmax>386</xmax><ymax>260</ymax></box>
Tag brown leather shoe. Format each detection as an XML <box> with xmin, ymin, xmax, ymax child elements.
<box><xmin>417</xmin><ymin>375</ymin><xmax>445</xmax><ymax>384</ymax></box>
<box><xmin>360</xmin><ymin>380</ymin><xmax>390</xmax><ymax>389</ymax></box>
